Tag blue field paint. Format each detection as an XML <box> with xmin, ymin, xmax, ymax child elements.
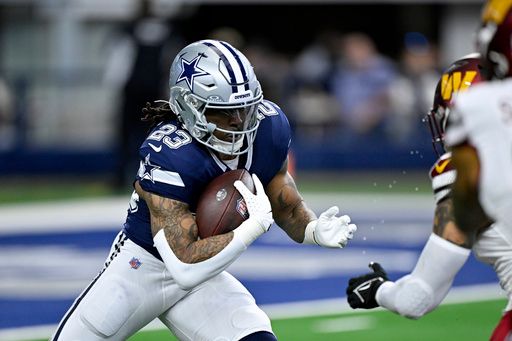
<box><xmin>0</xmin><ymin>213</ymin><xmax>500</xmax><ymax>330</ymax></box>
<box><xmin>0</xmin><ymin>229</ymin><xmax>118</xmax><ymax>249</ymax></box>
<box><xmin>0</xmin><ymin>299</ymin><xmax>71</xmax><ymax>328</ymax></box>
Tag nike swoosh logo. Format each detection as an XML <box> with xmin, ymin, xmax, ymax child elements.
<box><xmin>148</xmin><ymin>143</ymin><xmax>162</xmax><ymax>153</ymax></box>
<box><xmin>435</xmin><ymin>159</ymin><xmax>450</xmax><ymax>173</ymax></box>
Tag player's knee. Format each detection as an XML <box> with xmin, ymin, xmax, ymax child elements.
<box><xmin>239</xmin><ymin>331</ymin><xmax>277</xmax><ymax>341</ymax></box>
<box><xmin>80</xmin><ymin>276</ymin><xmax>142</xmax><ymax>337</ymax></box>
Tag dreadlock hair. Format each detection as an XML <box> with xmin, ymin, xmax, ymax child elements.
<box><xmin>141</xmin><ymin>101</ymin><xmax>178</xmax><ymax>131</ymax></box>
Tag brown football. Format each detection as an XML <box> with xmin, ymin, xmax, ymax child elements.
<box><xmin>196</xmin><ymin>169</ymin><xmax>255</xmax><ymax>239</ymax></box>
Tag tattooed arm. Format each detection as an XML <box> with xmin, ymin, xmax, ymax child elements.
<box><xmin>450</xmin><ymin>144</ymin><xmax>493</xmax><ymax>240</ymax></box>
<box><xmin>135</xmin><ymin>178</ymin><xmax>271</xmax><ymax>290</ymax></box>
<box><xmin>266</xmin><ymin>158</ymin><xmax>357</xmax><ymax>248</ymax></box>
<box><xmin>266</xmin><ymin>158</ymin><xmax>316</xmax><ymax>243</ymax></box>
<box><xmin>135</xmin><ymin>181</ymin><xmax>232</xmax><ymax>263</ymax></box>
<box><xmin>432</xmin><ymin>198</ymin><xmax>474</xmax><ymax>249</ymax></box>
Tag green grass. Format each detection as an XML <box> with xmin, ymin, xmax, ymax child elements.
<box><xmin>30</xmin><ymin>299</ymin><xmax>503</xmax><ymax>341</ymax></box>
<box><xmin>131</xmin><ymin>299</ymin><xmax>504</xmax><ymax>341</ymax></box>
<box><xmin>295</xmin><ymin>170</ymin><xmax>430</xmax><ymax>194</ymax></box>
<box><xmin>271</xmin><ymin>299</ymin><xmax>505</xmax><ymax>341</ymax></box>
<box><xmin>0</xmin><ymin>179</ymin><xmax>118</xmax><ymax>204</ymax></box>
<box><xmin>0</xmin><ymin>170</ymin><xmax>431</xmax><ymax>205</ymax></box>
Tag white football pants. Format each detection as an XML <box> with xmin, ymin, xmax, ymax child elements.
<box><xmin>51</xmin><ymin>231</ymin><xmax>273</xmax><ymax>341</ymax></box>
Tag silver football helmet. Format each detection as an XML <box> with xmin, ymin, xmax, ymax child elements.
<box><xmin>168</xmin><ymin>40</ymin><xmax>263</xmax><ymax>155</ymax></box>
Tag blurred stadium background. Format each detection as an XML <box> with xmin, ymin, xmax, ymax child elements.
<box><xmin>0</xmin><ymin>0</ymin><xmax>507</xmax><ymax>340</ymax></box>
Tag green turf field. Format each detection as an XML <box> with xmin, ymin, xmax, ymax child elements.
<box><xmin>124</xmin><ymin>298</ymin><xmax>504</xmax><ymax>340</ymax></box>
<box><xmin>31</xmin><ymin>298</ymin><xmax>502</xmax><ymax>341</ymax></box>
<box><xmin>268</xmin><ymin>299</ymin><xmax>505</xmax><ymax>341</ymax></box>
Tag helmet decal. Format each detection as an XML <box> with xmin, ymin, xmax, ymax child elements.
<box><xmin>176</xmin><ymin>55</ymin><xmax>210</xmax><ymax>92</ymax></box>
<box><xmin>217</xmin><ymin>41</ymin><xmax>250</xmax><ymax>89</ymax></box>
<box><xmin>168</xmin><ymin>40</ymin><xmax>263</xmax><ymax>156</ymax></box>
<box><xmin>426</xmin><ymin>54</ymin><xmax>484</xmax><ymax>156</ymax></box>
<box><xmin>478</xmin><ymin>0</ymin><xmax>512</xmax><ymax>79</ymax></box>
<box><xmin>482</xmin><ymin>0</ymin><xmax>512</xmax><ymax>24</ymax></box>
<box><xmin>440</xmin><ymin>70</ymin><xmax>478</xmax><ymax>101</ymax></box>
<box><xmin>203</xmin><ymin>40</ymin><xmax>250</xmax><ymax>93</ymax></box>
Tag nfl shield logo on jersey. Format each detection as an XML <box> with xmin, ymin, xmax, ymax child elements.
<box><xmin>236</xmin><ymin>198</ymin><xmax>249</xmax><ymax>219</ymax></box>
<box><xmin>129</xmin><ymin>257</ymin><xmax>142</xmax><ymax>269</ymax></box>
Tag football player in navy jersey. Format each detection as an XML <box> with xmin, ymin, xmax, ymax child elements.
<box><xmin>52</xmin><ymin>39</ymin><xmax>357</xmax><ymax>341</ymax></box>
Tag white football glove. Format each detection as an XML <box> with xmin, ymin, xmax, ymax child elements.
<box><xmin>304</xmin><ymin>206</ymin><xmax>357</xmax><ymax>248</ymax></box>
<box><xmin>233</xmin><ymin>174</ymin><xmax>274</xmax><ymax>246</ymax></box>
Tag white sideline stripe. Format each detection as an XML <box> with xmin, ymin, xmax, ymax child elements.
<box><xmin>0</xmin><ymin>283</ymin><xmax>505</xmax><ymax>341</ymax></box>
<box><xmin>0</xmin><ymin>197</ymin><xmax>128</xmax><ymax>233</ymax></box>
<box><xmin>0</xmin><ymin>325</ymin><xmax>57</xmax><ymax>341</ymax></box>
<box><xmin>0</xmin><ymin>193</ymin><xmax>433</xmax><ymax>234</ymax></box>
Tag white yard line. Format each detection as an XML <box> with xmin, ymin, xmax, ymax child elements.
<box><xmin>311</xmin><ymin>316</ymin><xmax>376</xmax><ymax>333</ymax></box>
<box><xmin>0</xmin><ymin>197</ymin><xmax>128</xmax><ymax>234</ymax></box>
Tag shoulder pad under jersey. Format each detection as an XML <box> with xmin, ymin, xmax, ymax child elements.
<box><xmin>429</xmin><ymin>152</ymin><xmax>456</xmax><ymax>204</ymax></box>
<box><xmin>137</xmin><ymin>121</ymin><xmax>220</xmax><ymax>206</ymax></box>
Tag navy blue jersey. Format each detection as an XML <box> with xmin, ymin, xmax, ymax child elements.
<box><xmin>123</xmin><ymin>100</ymin><xmax>291</xmax><ymax>259</ymax></box>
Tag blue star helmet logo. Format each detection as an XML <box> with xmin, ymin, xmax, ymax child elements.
<box><xmin>176</xmin><ymin>55</ymin><xmax>209</xmax><ymax>91</ymax></box>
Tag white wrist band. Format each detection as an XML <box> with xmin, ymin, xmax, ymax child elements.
<box><xmin>233</xmin><ymin>218</ymin><xmax>267</xmax><ymax>247</ymax></box>
<box><xmin>303</xmin><ymin>220</ymin><xmax>318</xmax><ymax>245</ymax></box>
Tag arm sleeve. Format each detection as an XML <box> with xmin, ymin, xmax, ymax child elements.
<box><xmin>375</xmin><ymin>233</ymin><xmax>471</xmax><ymax>319</ymax></box>
<box><xmin>153</xmin><ymin>229</ymin><xmax>245</xmax><ymax>290</ymax></box>
<box><xmin>153</xmin><ymin>218</ymin><xmax>264</xmax><ymax>290</ymax></box>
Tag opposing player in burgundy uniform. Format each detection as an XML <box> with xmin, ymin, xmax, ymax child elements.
<box><xmin>52</xmin><ymin>40</ymin><xmax>357</xmax><ymax>340</ymax></box>
<box><xmin>346</xmin><ymin>54</ymin><xmax>512</xmax><ymax>337</ymax></box>
<box><xmin>446</xmin><ymin>1</ymin><xmax>512</xmax><ymax>339</ymax></box>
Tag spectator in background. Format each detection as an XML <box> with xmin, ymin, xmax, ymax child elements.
<box><xmin>243</xmin><ymin>40</ymin><xmax>291</xmax><ymax>106</ymax></box>
<box><xmin>329</xmin><ymin>32</ymin><xmax>397</xmax><ymax>146</ymax></box>
<box><xmin>284</xmin><ymin>31</ymin><xmax>341</xmax><ymax>141</ymax></box>
<box><xmin>387</xmin><ymin>32</ymin><xmax>440</xmax><ymax>146</ymax></box>
<box><xmin>208</xmin><ymin>26</ymin><xmax>246</xmax><ymax>50</ymax></box>
<box><xmin>0</xmin><ymin>77</ymin><xmax>14</xmax><ymax>150</ymax></box>
<box><xmin>103</xmin><ymin>0</ymin><xmax>183</xmax><ymax>191</ymax></box>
